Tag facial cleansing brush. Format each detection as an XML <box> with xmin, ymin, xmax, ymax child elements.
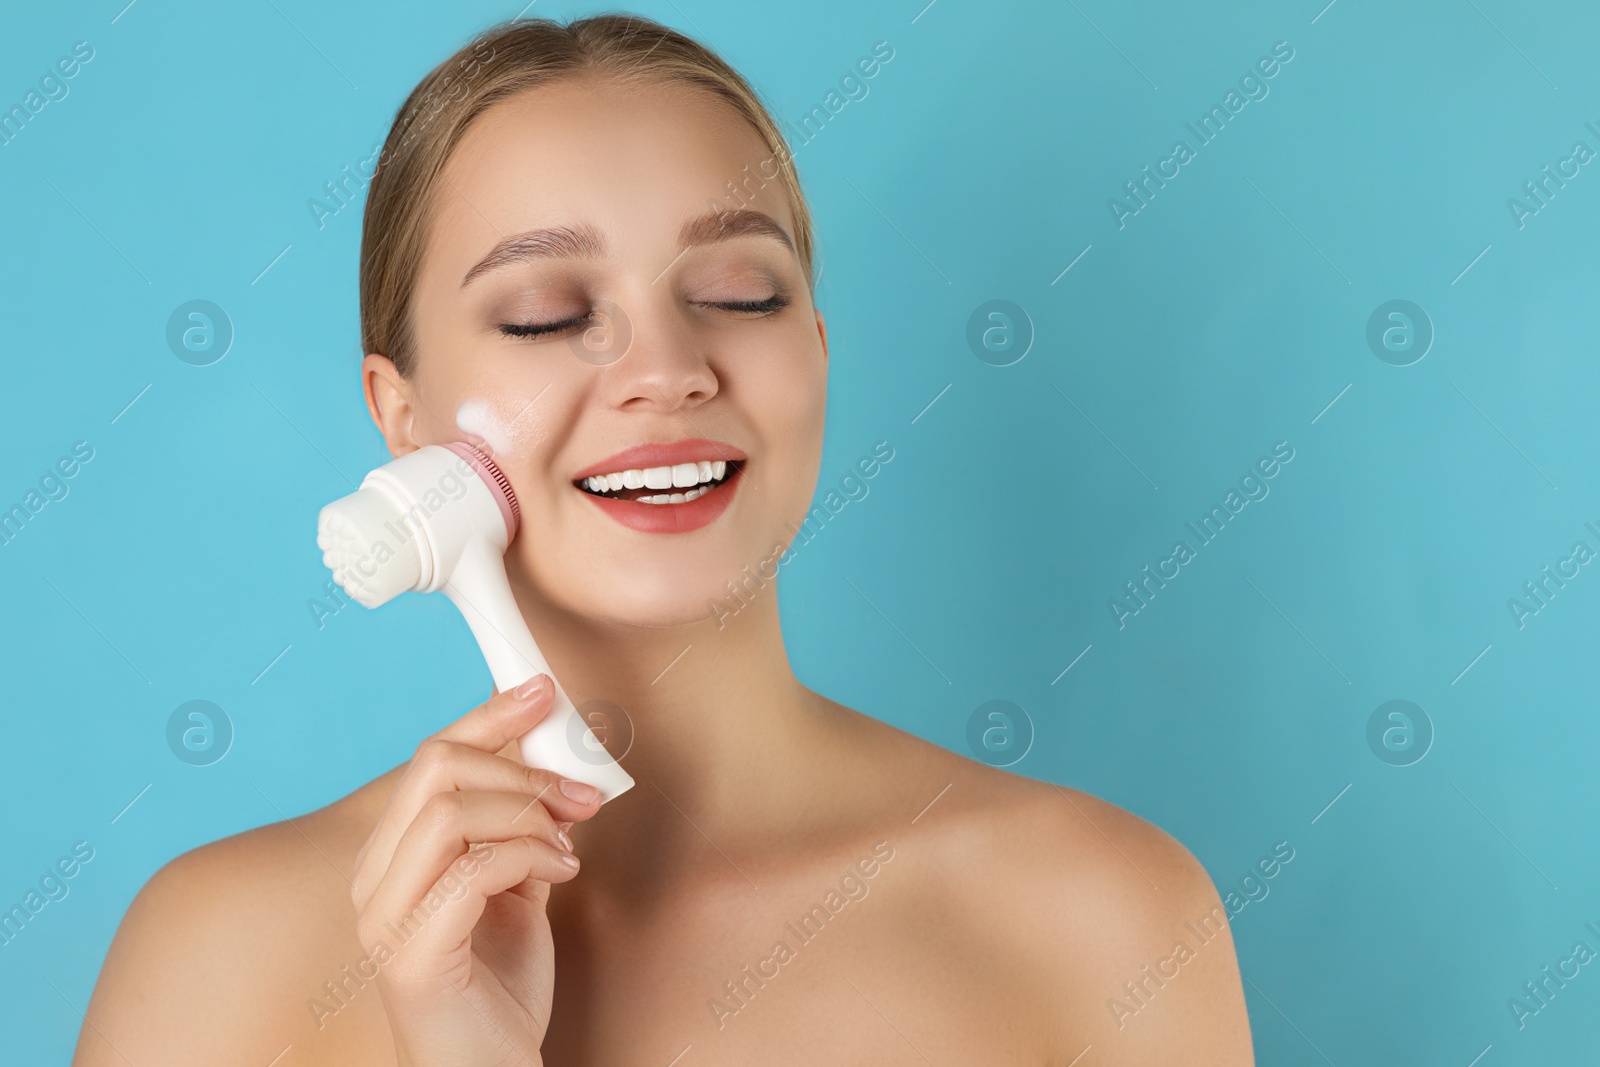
<box><xmin>316</xmin><ymin>441</ymin><xmax>635</xmax><ymax>802</ymax></box>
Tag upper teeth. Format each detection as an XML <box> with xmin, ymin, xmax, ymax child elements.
<box><xmin>582</xmin><ymin>460</ymin><xmax>728</xmax><ymax>494</ymax></box>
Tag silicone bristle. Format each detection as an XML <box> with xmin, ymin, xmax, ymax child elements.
<box><xmin>316</xmin><ymin>489</ymin><xmax>423</xmax><ymax>608</ymax></box>
<box><xmin>481</xmin><ymin>454</ymin><xmax>519</xmax><ymax>524</ymax></box>
<box><xmin>443</xmin><ymin>441</ymin><xmax>520</xmax><ymax>538</ymax></box>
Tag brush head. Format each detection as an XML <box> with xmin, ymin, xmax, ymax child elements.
<box><xmin>317</xmin><ymin>485</ymin><xmax>425</xmax><ymax>608</ymax></box>
<box><xmin>316</xmin><ymin>442</ymin><xmax>521</xmax><ymax>609</ymax></box>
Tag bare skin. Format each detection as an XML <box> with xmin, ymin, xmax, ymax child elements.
<box><xmin>72</xmin><ymin>73</ymin><xmax>1253</xmax><ymax>1066</ymax></box>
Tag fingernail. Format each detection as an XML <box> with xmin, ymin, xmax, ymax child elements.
<box><xmin>556</xmin><ymin>828</ymin><xmax>573</xmax><ymax>851</ymax></box>
<box><xmin>513</xmin><ymin>674</ymin><xmax>549</xmax><ymax>701</ymax></box>
<box><xmin>559</xmin><ymin>852</ymin><xmax>580</xmax><ymax>869</ymax></box>
<box><xmin>560</xmin><ymin>779</ymin><xmax>602</xmax><ymax>804</ymax></box>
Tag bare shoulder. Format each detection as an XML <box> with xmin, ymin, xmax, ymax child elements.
<box><xmin>843</xmin><ymin>716</ymin><xmax>1253</xmax><ymax>1064</ymax></box>
<box><xmin>73</xmin><ymin>768</ymin><xmax>402</xmax><ymax>1067</ymax></box>
<box><xmin>997</xmin><ymin>777</ymin><xmax>1251</xmax><ymax>1062</ymax></box>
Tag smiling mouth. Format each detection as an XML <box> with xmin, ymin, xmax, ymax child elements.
<box><xmin>575</xmin><ymin>459</ymin><xmax>744</xmax><ymax>505</ymax></box>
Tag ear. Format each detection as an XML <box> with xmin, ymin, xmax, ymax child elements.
<box><xmin>361</xmin><ymin>353</ymin><xmax>420</xmax><ymax>458</ymax></box>
<box><xmin>815</xmin><ymin>309</ymin><xmax>828</xmax><ymax>365</ymax></box>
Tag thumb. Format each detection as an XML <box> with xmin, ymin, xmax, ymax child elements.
<box><xmin>430</xmin><ymin>674</ymin><xmax>554</xmax><ymax>754</ymax></box>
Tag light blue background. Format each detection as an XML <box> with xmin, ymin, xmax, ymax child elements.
<box><xmin>3</xmin><ymin>0</ymin><xmax>1597</xmax><ymax>1061</ymax></box>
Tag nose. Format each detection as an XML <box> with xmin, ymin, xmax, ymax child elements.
<box><xmin>594</xmin><ymin>294</ymin><xmax>720</xmax><ymax>414</ymax></box>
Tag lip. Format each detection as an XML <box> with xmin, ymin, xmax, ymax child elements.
<box><xmin>573</xmin><ymin>438</ymin><xmax>748</xmax><ymax>535</ymax></box>
<box><xmin>580</xmin><ymin>463</ymin><xmax>744</xmax><ymax>534</ymax></box>
<box><xmin>572</xmin><ymin>438</ymin><xmax>748</xmax><ymax>482</ymax></box>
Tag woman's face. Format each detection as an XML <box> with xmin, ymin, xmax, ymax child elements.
<box><xmin>369</xmin><ymin>74</ymin><xmax>827</xmax><ymax>628</ymax></box>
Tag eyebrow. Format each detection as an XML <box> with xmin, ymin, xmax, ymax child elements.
<box><xmin>459</xmin><ymin>208</ymin><xmax>796</xmax><ymax>288</ymax></box>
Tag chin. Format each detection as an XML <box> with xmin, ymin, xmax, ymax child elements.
<box><xmin>573</xmin><ymin>581</ymin><xmax>739</xmax><ymax>631</ymax></box>
<box><xmin>516</xmin><ymin>547</ymin><xmax>763</xmax><ymax>631</ymax></box>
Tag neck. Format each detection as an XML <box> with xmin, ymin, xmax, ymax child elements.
<box><xmin>505</xmin><ymin>580</ymin><xmax>831</xmax><ymax>842</ymax></box>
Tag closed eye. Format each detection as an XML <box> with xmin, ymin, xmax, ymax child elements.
<box><xmin>498</xmin><ymin>295</ymin><xmax>789</xmax><ymax>340</ymax></box>
<box><xmin>499</xmin><ymin>313</ymin><xmax>592</xmax><ymax>339</ymax></box>
<box><xmin>701</xmin><ymin>295</ymin><xmax>790</xmax><ymax>314</ymax></box>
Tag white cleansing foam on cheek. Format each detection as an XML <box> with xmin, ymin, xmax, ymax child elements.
<box><xmin>456</xmin><ymin>396</ymin><xmax>546</xmax><ymax>459</ymax></box>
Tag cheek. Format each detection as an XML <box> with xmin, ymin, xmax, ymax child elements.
<box><xmin>744</xmin><ymin>339</ymin><xmax>824</xmax><ymax>435</ymax></box>
<box><xmin>407</xmin><ymin>309</ymin><xmax>562</xmax><ymax>466</ymax></box>
<box><xmin>759</xmin><ymin>353</ymin><xmax>827</xmax><ymax>493</ymax></box>
<box><xmin>452</xmin><ymin>393</ymin><xmax>552</xmax><ymax>465</ymax></box>
<box><xmin>456</xmin><ymin>396</ymin><xmax>516</xmax><ymax>457</ymax></box>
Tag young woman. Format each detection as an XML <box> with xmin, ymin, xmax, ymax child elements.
<box><xmin>74</xmin><ymin>15</ymin><xmax>1253</xmax><ymax>1065</ymax></box>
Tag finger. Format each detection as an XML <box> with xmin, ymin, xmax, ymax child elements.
<box><xmin>404</xmin><ymin>741</ymin><xmax>602</xmax><ymax>825</ymax></box>
<box><xmin>354</xmin><ymin>675</ymin><xmax>558</xmax><ymax>870</ymax></box>
<box><xmin>352</xmin><ymin>741</ymin><xmax>602</xmax><ymax>906</ymax></box>
<box><xmin>434</xmin><ymin>672</ymin><xmax>556</xmax><ymax>754</ymax></box>
<box><xmin>357</xmin><ymin>789</ymin><xmax>573</xmax><ymax>918</ymax></box>
<box><xmin>366</xmin><ymin>836</ymin><xmax>576</xmax><ymax>989</ymax></box>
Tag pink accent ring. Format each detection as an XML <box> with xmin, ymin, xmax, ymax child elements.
<box><xmin>443</xmin><ymin>440</ymin><xmax>521</xmax><ymax>542</ymax></box>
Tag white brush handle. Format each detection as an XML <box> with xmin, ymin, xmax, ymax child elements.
<box><xmin>442</xmin><ymin>539</ymin><xmax>635</xmax><ymax>802</ymax></box>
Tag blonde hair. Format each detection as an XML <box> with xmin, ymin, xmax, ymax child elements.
<box><xmin>359</xmin><ymin>13</ymin><xmax>815</xmax><ymax>378</ymax></box>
